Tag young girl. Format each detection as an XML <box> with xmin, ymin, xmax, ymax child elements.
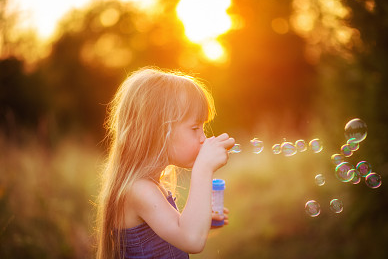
<box><xmin>96</xmin><ymin>67</ymin><xmax>235</xmax><ymax>258</ymax></box>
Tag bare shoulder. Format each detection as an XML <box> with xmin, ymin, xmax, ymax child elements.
<box><xmin>128</xmin><ymin>179</ymin><xmax>165</xmax><ymax>207</ymax></box>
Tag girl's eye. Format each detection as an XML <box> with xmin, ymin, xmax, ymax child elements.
<box><xmin>192</xmin><ymin>127</ymin><xmax>200</xmax><ymax>130</ymax></box>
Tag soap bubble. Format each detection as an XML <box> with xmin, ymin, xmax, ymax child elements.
<box><xmin>331</xmin><ymin>154</ymin><xmax>345</xmax><ymax>166</ymax></box>
<box><xmin>344</xmin><ymin>118</ymin><xmax>367</xmax><ymax>143</ymax></box>
<box><xmin>281</xmin><ymin>142</ymin><xmax>297</xmax><ymax>157</ymax></box>
<box><xmin>315</xmin><ymin>174</ymin><xmax>325</xmax><ymax>186</ymax></box>
<box><xmin>347</xmin><ymin>138</ymin><xmax>360</xmax><ymax>152</ymax></box>
<box><xmin>335</xmin><ymin>162</ymin><xmax>355</xmax><ymax>182</ymax></box>
<box><xmin>356</xmin><ymin>161</ymin><xmax>372</xmax><ymax>177</ymax></box>
<box><xmin>341</xmin><ymin>144</ymin><xmax>353</xmax><ymax>157</ymax></box>
<box><xmin>305</xmin><ymin>200</ymin><xmax>321</xmax><ymax>217</ymax></box>
<box><xmin>365</xmin><ymin>172</ymin><xmax>382</xmax><ymax>189</ymax></box>
<box><xmin>295</xmin><ymin>139</ymin><xmax>307</xmax><ymax>152</ymax></box>
<box><xmin>350</xmin><ymin>169</ymin><xmax>361</xmax><ymax>184</ymax></box>
<box><xmin>330</xmin><ymin>199</ymin><xmax>344</xmax><ymax>213</ymax></box>
<box><xmin>250</xmin><ymin>138</ymin><xmax>264</xmax><ymax>154</ymax></box>
<box><xmin>229</xmin><ymin>144</ymin><xmax>241</xmax><ymax>154</ymax></box>
<box><xmin>309</xmin><ymin>138</ymin><xmax>323</xmax><ymax>153</ymax></box>
<box><xmin>272</xmin><ymin>144</ymin><xmax>281</xmax><ymax>154</ymax></box>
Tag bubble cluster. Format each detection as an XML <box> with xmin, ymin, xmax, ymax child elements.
<box><xmin>250</xmin><ymin>138</ymin><xmax>264</xmax><ymax>154</ymax></box>
<box><xmin>315</xmin><ymin>174</ymin><xmax>325</xmax><ymax>186</ymax></box>
<box><xmin>329</xmin><ymin>199</ymin><xmax>344</xmax><ymax>213</ymax></box>
<box><xmin>365</xmin><ymin>173</ymin><xmax>382</xmax><ymax>189</ymax></box>
<box><xmin>281</xmin><ymin>142</ymin><xmax>297</xmax><ymax>157</ymax></box>
<box><xmin>305</xmin><ymin>200</ymin><xmax>321</xmax><ymax>217</ymax></box>
<box><xmin>305</xmin><ymin>118</ymin><xmax>382</xmax><ymax>218</ymax></box>
<box><xmin>309</xmin><ymin>138</ymin><xmax>323</xmax><ymax>153</ymax></box>
<box><xmin>229</xmin><ymin>144</ymin><xmax>241</xmax><ymax>154</ymax></box>
<box><xmin>344</xmin><ymin>118</ymin><xmax>367</xmax><ymax>143</ymax></box>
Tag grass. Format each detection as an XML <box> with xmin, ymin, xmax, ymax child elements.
<box><xmin>1</xmin><ymin>132</ymin><xmax>387</xmax><ymax>258</ymax></box>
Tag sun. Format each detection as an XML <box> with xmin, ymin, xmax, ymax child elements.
<box><xmin>176</xmin><ymin>0</ymin><xmax>233</xmax><ymax>62</ymax></box>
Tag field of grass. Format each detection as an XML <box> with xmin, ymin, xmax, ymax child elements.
<box><xmin>1</xmin><ymin>132</ymin><xmax>387</xmax><ymax>258</ymax></box>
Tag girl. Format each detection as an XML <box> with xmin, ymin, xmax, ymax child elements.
<box><xmin>96</xmin><ymin>67</ymin><xmax>235</xmax><ymax>258</ymax></box>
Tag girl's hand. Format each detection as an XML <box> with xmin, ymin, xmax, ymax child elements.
<box><xmin>211</xmin><ymin>208</ymin><xmax>229</xmax><ymax>229</ymax></box>
<box><xmin>194</xmin><ymin>133</ymin><xmax>235</xmax><ymax>172</ymax></box>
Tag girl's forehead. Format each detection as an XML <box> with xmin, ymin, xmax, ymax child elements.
<box><xmin>179</xmin><ymin>115</ymin><xmax>205</xmax><ymax>125</ymax></box>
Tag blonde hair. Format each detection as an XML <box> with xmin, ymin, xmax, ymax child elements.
<box><xmin>96</xmin><ymin>67</ymin><xmax>215</xmax><ymax>259</ymax></box>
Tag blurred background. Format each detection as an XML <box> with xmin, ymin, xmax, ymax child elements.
<box><xmin>1</xmin><ymin>0</ymin><xmax>388</xmax><ymax>258</ymax></box>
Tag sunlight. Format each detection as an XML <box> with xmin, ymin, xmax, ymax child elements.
<box><xmin>10</xmin><ymin>0</ymin><xmax>92</xmax><ymax>39</ymax></box>
<box><xmin>176</xmin><ymin>0</ymin><xmax>232</xmax><ymax>62</ymax></box>
<box><xmin>201</xmin><ymin>40</ymin><xmax>226</xmax><ymax>62</ymax></box>
<box><xmin>8</xmin><ymin>0</ymin><xmax>159</xmax><ymax>40</ymax></box>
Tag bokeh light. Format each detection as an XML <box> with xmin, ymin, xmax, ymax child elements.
<box><xmin>176</xmin><ymin>0</ymin><xmax>233</xmax><ymax>62</ymax></box>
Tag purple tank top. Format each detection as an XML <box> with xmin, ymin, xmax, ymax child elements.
<box><xmin>119</xmin><ymin>192</ymin><xmax>189</xmax><ymax>259</ymax></box>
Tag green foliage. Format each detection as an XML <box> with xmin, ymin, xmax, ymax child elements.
<box><xmin>1</xmin><ymin>0</ymin><xmax>388</xmax><ymax>258</ymax></box>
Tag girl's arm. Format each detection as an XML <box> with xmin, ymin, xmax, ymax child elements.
<box><xmin>129</xmin><ymin>133</ymin><xmax>234</xmax><ymax>253</ymax></box>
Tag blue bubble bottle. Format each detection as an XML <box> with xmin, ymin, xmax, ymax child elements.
<box><xmin>211</xmin><ymin>179</ymin><xmax>225</xmax><ymax>227</ymax></box>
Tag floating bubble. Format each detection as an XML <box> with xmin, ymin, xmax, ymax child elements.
<box><xmin>315</xmin><ymin>174</ymin><xmax>325</xmax><ymax>186</ymax></box>
<box><xmin>365</xmin><ymin>172</ymin><xmax>382</xmax><ymax>189</ymax></box>
<box><xmin>335</xmin><ymin>162</ymin><xmax>355</xmax><ymax>182</ymax></box>
<box><xmin>305</xmin><ymin>200</ymin><xmax>321</xmax><ymax>217</ymax></box>
<box><xmin>272</xmin><ymin>144</ymin><xmax>281</xmax><ymax>154</ymax></box>
<box><xmin>229</xmin><ymin>144</ymin><xmax>241</xmax><ymax>154</ymax></box>
<box><xmin>331</xmin><ymin>154</ymin><xmax>345</xmax><ymax>166</ymax></box>
<box><xmin>295</xmin><ymin>139</ymin><xmax>307</xmax><ymax>152</ymax></box>
<box><xmin>341</xmin><ymin>144</ymin><xmax>353</xmax><ymax>157</ymax></box>
<box><xmin>356</xmin><ymin>161</ymin><xmax>372</xmax><ymax>177</ymax></box>
<box><xmin>330</xmin><ymin>199</ymin><xmax>344</xmax><ymax>213</ymax></box>
<box><xmin>347</xmin><ymin>138</ymin><xmax>360</xmax><ymax>152</ymax></box>
<box><xmin>344</xmin><ymin>118</ymin><xmax>367</xmax><ymax>143</ymax></box>
<box><xmin>349</xmin><ymin>169</ymin><xmax>361</xmax><ymax>184</ymax></box>
<box><xmin>281</xmin><ymin>142</ymin><xmax>297</xmax><ymax>157</ymax></box>
<box><xmin>250</xmin><ymin>138</ymin><xmax>264</xmax><ymax>154</ymax></box>
<box><xmin>309</xmin><ymin>138</ymin><xmax>323</xmax><ymax>153</ymax></box>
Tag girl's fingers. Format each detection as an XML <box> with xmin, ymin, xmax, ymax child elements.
<box><xmin>223</xmin><ymin>207</ymin><xmax>230</xmax><ymax>214</ymax></box>
<box><xmin>212</xmin><ymin>213</ymin><xmax>224</xmax><ymax>221</ymax></box>
<box><xmin>216</xmin><ymin>133</ymin><xmax>229</xmax><ymax>141</ymax></box>
<box><xmin>223</xmin><ymin>138</ymin><xmax>235</xmax><ymax>149</ymax></box>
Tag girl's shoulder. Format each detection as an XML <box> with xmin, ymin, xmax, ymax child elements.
<box><xmin>128</xmin><ymin>178</ymin><xmax>168</xmax><ymax>205</ymax></box>
<box><xmin>130</xmin><ymin>178</ymin><xmax>169</xmax><ymax>198</ymax></box>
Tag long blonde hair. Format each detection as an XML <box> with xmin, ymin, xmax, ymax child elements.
<box><xmin>96</xmin><ymin>67</ymin><xmax>215</xmax><ymax>259</ymax></box>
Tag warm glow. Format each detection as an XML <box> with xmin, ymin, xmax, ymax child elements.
<box><xmin>176</xmin><ymin>0</ymin><xmax>232</xmax><ymax>62</ymax></box>
<box><xmin>291</xmin><ymin>0</ymin><xmax>356</xmax><ymax>62</ymax></box>
<box><xmin>10</xmin><ymin>0</ymin><xmax>92</xmax><ymax>39</ymax></box>
<box><xmin>201</xmin><ymin>40</ymin><xmax>226</xmax><ymax>62</ymax></box>
<box><xmin>8</xmin><ymin>0</ymin><xmax>159</xmax><ymax>40</ymax></box>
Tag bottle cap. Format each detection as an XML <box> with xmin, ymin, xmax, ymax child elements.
<box><xmin>212</xmin><ymin>179</ymin><xmax>225</xmax><ymax>190</ymax></box>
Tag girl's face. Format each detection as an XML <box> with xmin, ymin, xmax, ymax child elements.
<box><xmin>168</xmin><ymin>117</ymin><xmax>206</xmax><ymax>168</ymax></box>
